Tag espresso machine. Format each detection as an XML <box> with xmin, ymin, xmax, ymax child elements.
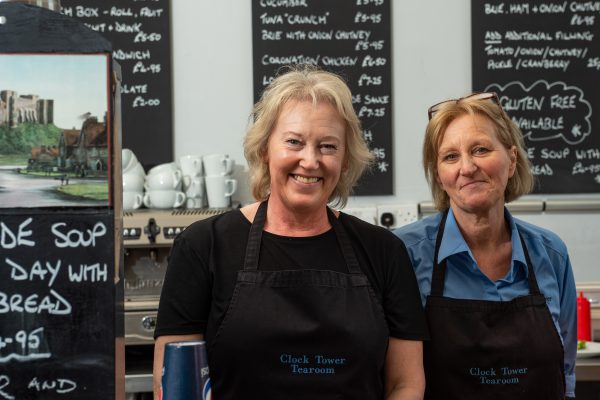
<box><xmin>123</xmin><ymin>208</ymin><xmax>226</xmax><ymax>399</ymax></box>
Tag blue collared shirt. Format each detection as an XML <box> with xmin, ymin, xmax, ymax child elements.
<box><xmin>395</xmin><ymin>208</ymin><xmax>577</xmax><ymax>397</ymax></box>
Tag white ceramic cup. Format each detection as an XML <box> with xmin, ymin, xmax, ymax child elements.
<box><xmin>143</xmin><ymin>190</ymin><xmax>186</xmax><ymax>209</ymax></box>
<box><xmin>145</xmin><ymin>169</ymin><xmax>183</xmax><ymax>191</ymax></box>
<box><xmin>184</xmin><ymin>176</ymin><xmax>205</xmax><ymax>198</ymax></box>
<box><xmin>122</xmin><ymin>148</ymin><xmax>138</xmax><ymax>172</ymax></box>
<box><xmin>205</xmin><ymin>175</ymin><xmax>237</xmax><ymax>208</ymax></box>
<box><xmin>147</xmin><ymin>162</ymin><xmax>179</xmax><ymax>177</ymax></box>
<box><xmin>123</xmin><ymin>191</ymin><xmax>143</xmax><ymax>210</ymax></box>
<box><xmin>202</xmin><ymin>154</ymin><xmax>234</xmax><ymax>176</ymax></box>
<box><xmin>125</xmin><ymin>161</ymin><xmax>146</xmax><ymax>178</ymax></box>
<box><xmin>184</xmin><ymin>177</ymin><xmax>206</xmax><ymax>209</ymax></box>
<box><xmin>186</xmin><ymin>197</ymin><xmax>204</xmax><ymax>209</ymax></box>
<box><xmin>122</xmin><ymin>172</ymin><xmax>145</xmax><ymax>192</ymax></box>
<box><xmin>179</xmin><ymin>155</ymin><xmax>203</xmax><ymax>177</ymax></box>
<box><xmin>122</xmin><ymin>149</ymin><xmax>146</xmax><ymax>177</ymax></box>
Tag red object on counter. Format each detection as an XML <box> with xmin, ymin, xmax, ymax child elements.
<box><xmin>578</xmin><ymin>291</ymin><xmax>591</xmax><ymax>341</ymax></box>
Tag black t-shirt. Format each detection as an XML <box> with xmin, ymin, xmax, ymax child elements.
<box><xmin>155</xmin><ymin>209</ymin><xmax>428</xmax><ymax>340</ymax></box>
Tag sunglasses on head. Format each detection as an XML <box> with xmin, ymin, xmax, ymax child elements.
<box><xmin>427</xmin><ymin>92</ymin><xmax>502</xmax><ymax>120</ymax></box>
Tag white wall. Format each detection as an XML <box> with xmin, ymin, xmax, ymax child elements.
<box><xmin>170</xmin><ymin>1</ymin><xmax>600</xmax><ymax>282</ymax></box>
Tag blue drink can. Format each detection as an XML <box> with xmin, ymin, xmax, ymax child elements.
<box><xmin>161</xmin><ymin>341</ymin><xmax>212</xmax><ymax>400</ymax></box>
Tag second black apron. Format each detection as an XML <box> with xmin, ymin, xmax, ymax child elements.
<box><xmin>207</xmin><ymin>201</ymin><xmax>389</xmax><ymax>399</ymax></box>
<box><xmin>424</xmin><ymin>210</ymin><xmax>565</xmax><ymax>400</ymax></box>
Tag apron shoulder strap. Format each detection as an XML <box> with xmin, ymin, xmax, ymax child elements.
<box><xmin>430</xmin><ymin>209</ymin><xmax>449</xmax><ymax>297</ymax></box>
<box><xmin>518</xmin><ymin>232</ymin><xmax>542</xmax><ymax>295</ymax></box>
<box><xmin>328</xmin><ymin>207</ymin><xmax>361</xmax><ymax>274</ymax></box>
<box><xmin>242</xmin><ymin>200</ymin><xmax>267</xmax><ymax>271</ymax></box>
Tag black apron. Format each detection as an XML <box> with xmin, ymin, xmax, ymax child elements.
<box><xmin>424</xmin><ymin>210</ymin><xmax>565</xmax><ymax>400</ymax></box>
<box><xmin>207</xmin><ymin>201</ymin><xmax>389</xmax><ymax>399</ymax></box>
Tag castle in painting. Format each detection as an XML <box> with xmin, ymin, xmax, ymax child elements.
<box><xmin>0</xmin><ymin>90</ymin><xmax>54</xmax><ymax>128</ymax></box>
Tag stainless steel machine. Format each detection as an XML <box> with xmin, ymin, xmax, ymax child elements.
<box><xmin>123</xmin><ymin>208</ymin><xmax>226</xmax><ymax>399</ymax></box>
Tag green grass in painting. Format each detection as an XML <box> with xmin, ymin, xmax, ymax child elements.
<box><xmin>57</xmin><ymin>183</ymin><xmax>108</xmax><ymax>201</ymax></box>
<box><xmin>0</xmin><ymin>154</ymin><xmax>28</xmax><ymax>165</ymax></box>
<box><xmin>18</xmin><ymin>170</ymin><xmax>62</xmax><ymax>177</ymax></box>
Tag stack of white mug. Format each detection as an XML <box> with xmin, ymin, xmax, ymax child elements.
<box><xmin>178</xmin><ymin>155</ymin><xmax>205</xmax><ymax>209</ymax></box>
<box><xmin>122</xmin><ymin>148</ymin><xmax>146</xmax><ymax>211</ymax></box>
<box><xmin>203</xmin><ymin>154</ymin><xmax>237</xmax><ymax>208</ymax></box>
<box><xmin>143</xmin><ymin>162</ymin><xmax>186</xmax><ymax>209</ymax></box>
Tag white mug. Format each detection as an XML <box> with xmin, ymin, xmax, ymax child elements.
<box><xmin>184</xmin><ymin>176</ymin><xmax>205</xmax><ymax>198</ymax></box>
<box><xmin>203</xmin><ymin>154</ymin><xmax>234</xmax><ymax>176</ymax></box>
<box><xmin>186</xmin><ymin>197</ymin><xmax>204</xmax><ymax>209</ymax></box>
<box><xmin>179</xmin><ymin>155</ymin><xmax>203</xmax><ymax>177</ymax></box>
<box><xmin>205</xmin><ymin>175</ymin><xmax>237</xmax><ymax>208</ymax></box>
<box><xmin>123</xmin><ymin>191</ymin><xmax>143</xmax><ymax>210</ymax></box>
<box><xmin>122</xmin><ymin>172</ymin><xmax>145</xmax><ymax>192</ymax></box>
<box><xmin>145</xmin><ymin>169</ymin><xmax>182</xmax><ymax>191</ymax></box>
<box><xmin>143</xmin><ymin>190</ymin><xmax>186</xmax><ymax>209</ymax></box>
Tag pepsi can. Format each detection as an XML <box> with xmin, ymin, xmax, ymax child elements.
<box><xmin>161</xmin><ymin>341</ymin><xmax>212</xmax><ymax>400</ymax></box>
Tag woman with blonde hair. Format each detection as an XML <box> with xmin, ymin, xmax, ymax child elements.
<box><xmin>154</xmin><ymin>65</ymin><xmax>428</xmax><ymax>399</ymax></box>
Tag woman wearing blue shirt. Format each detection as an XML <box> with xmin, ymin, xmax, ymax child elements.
<box><xmin>395</xmin><ymin>92</ymin><xmax>576</xmax><ymax>400</ymax></box>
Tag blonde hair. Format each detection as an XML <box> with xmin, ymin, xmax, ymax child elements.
<box><xmin>423</xmin><ymin>94</ymin><xmax>534</xmax><ymax>210</ymax></box>
<box><xmin>244</xmin><ymin>65</ymin><xmax>373</xmax><ymax>208</ymax></box>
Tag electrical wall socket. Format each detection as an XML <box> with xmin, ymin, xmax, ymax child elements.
<box><xmin>342</xmin><ymin>206</ymin><xmax>378</xmax><ymax>225</ymax></box>
<box><xmin>376</xmin><ymin>203</ymin><xmax>419</xmax><ymax>230</ymax></box>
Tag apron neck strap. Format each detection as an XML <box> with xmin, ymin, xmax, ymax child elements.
<box><xmin>328</xmin><ymin>207</ymin><xmax>361</xmax><ymax>274</ymax></box>
<box><xmin>430</xmin><ymin>209</ymin><xmax>449</xmax><ymax>297</ymax></box>
<box><xmin>243</xmin><ymin>200</ymin><xmax>268</xmax><ymax>271</ymax></box>
<box><xmin>519</xmin><ymin>232</ymin><xmax>541</xmax><ymax>295</ymax></box>
<box><xmin>242</xmin><ymin>200</ymin><xmax>361</xmax><ymax>274</ymax></box>
<box><xmin>430</xmin><ymin>209</ymin><xmax>541</xmax><ymax>297</ymax></box>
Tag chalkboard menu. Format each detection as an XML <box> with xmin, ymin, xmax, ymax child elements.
<box><xmin>0</xmin><ymin>210</ymin><xmax>115</xmax><ymax>399</ymax></box>
<box><xmin>252</xmin><ymin>0</ymin><xmax>393</xmax><ymax>195</ymax></box>
<box><xmin>472</xmin><ymin>0</ymin><xmax>600</xmax><ymax>194</ymax></box>
<box><xmin>60</xmin><ymin>0</ymin><xmax>173</xmax><ymax>171</ymax></box>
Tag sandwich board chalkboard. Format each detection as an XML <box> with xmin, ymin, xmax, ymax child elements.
<box><xmin>0</xmin><ymin>4</ymin><xmax>121</xmax><ymax>399</ymax></box>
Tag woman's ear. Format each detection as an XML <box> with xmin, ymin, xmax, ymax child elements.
<box><xmin>433</xmin><ymin>166</ymin><xmax>442</xmax><ymax>187</ymax></box>
<box><xmin>508</xmin><ymin>146</ymin><xmax>517</xmax><ymax>177</ymax></box>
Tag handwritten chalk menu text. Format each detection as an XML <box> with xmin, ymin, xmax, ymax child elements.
<box><xmin>0</xmin><ymin>211</ymin><xmax>114</xmax><ymax>399</ymax></box>
<box><xmin>472</xmin><ymin>1</ymin><xmax>600</xmax><ymax>193</ymax></box>
<box><xmin>252</xmin><ymin>0</ymin><xmax>393</xmax><ymax>195</ymax></box>
<box><xmin>60</xmin><ymin>0</ymin><xmax>173</xmax><ymax>170</ymax></box>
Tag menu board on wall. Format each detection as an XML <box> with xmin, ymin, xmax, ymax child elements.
<box><xmin>0</xmin><ymin>210</ymin><xmax>114</xmax><ymax>399</ymax></box>
<box><xmin>252</xmin><ymin>0</ymin><xmax>393</xmax><ymax>195</ymax></box>
<box><xmin>60</xmin><ymin>0</ymin><xmax>173</xmax><ymax>170</ymax></box>
<box><xmin>472</xmin><ymin>0</ymin><xmax>600</xmax><ymax>194</ymax></box>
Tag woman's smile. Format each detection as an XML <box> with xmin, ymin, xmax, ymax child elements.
<box><xmin>291</xmin><ymin>174</ymin><xmax>322</xmax><ymax>184</ymax></box>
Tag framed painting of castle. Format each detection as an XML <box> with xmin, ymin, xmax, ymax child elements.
<box><xmin>0</xmin><ymin>53</ymin><xmax>110</xmax><ymax>207</ymax></box>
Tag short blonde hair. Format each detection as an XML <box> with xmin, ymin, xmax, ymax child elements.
<box><xmin>423</xmin><ymin>94</ymin><xmax>534</xmax><ymax>210</ymax></box>
<box><xmin>244</xmin><ymin>65</ymin><xmax>373</xmax><ymax>208</ymax></box>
